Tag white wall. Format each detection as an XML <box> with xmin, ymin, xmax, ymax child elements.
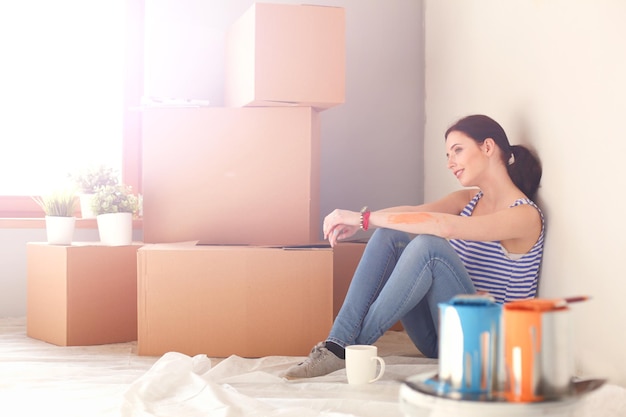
<box><xmin>424</xmin><ymin>0</ymin><xmax>626</xmax><ymax>386</ymax></box>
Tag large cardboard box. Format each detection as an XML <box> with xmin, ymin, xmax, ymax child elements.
<box><xmin>137</xmin><ymin>244</ymin><xmax>334</xmax><ymax>357</ymax></box>
<box><xmin>142</xmin><ymin>107</ymin><xmax>320</xmax><ymax>246</ymax></box>
<box><xmin>26</xmin><ymin>242</ymin><xmax>142</xmax><ymax>346</ymax></box>
<box><xmin>332</xmin><ymin>241</ymin><xmax>367</xmax><ymax>318</ymax></box>
<box><xmin>225</xmin><ymin>3</ymin><xmax>345</xmax><ymax>110</ymax></box>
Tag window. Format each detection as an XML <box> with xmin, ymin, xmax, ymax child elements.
<box><xmin>0</xmin><ymin>0</ymin><xmax>143</xmax><ymax>218</ymax></box>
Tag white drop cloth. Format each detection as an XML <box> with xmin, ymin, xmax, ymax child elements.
<box><xmin>1</xmin><ymin>317</ymin><xmax>625</xmax><ymax>417</ymax></box>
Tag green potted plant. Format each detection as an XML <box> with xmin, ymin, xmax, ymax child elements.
<box><xmin>33</xmin><ymin>190</ymin><xmax>77</xmax><ymax>245</ymax></box>
<box><xmin>68</xmin><ymin>165</ymin><xmax>119</xmax><ymax>219</ymax></box>
<box><xmin>91</xmin><ymin>184</ymin><xmax>139</xmax><ymax>246</ymax></box>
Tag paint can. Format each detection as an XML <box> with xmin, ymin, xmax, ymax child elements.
<box><xmin>503</xmin><ymin>299</ymin><xmax>574</xmax><ymax>402</ymax></box>
<box><xmin>438</xmin><ymin>294</ymin><xmax>502</xmax><ymax>396</ymax></box>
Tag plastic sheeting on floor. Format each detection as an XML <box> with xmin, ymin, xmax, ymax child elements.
<box><xmin>1</xmin><ymin>317</ymin><xmax>625</xmax><ymax>417</ymax></box>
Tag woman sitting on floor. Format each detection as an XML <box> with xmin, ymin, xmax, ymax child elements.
<box><xmin>283</xmin><ymin>114</ymin><xmax>544</xmax><ymax>379</ymax></box>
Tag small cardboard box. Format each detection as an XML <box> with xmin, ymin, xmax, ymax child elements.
<box><xmin>137</xmin><ymin>243</ymin><xmax>334</xmax><ymax>357</ymax></box>
<box><xmin>225</xmin><ymin>3</ymin><xmax>345</xmax><ymax>110</ymax></box>
<box><xmin>142</xmin><ymin>106</ymin><xmax>321</xmax><ymax>246</ymax></box>
<box><xmin>26</xmin><ymin>242</ymin><xmax>142</xmax><ymax>346</ymax></box>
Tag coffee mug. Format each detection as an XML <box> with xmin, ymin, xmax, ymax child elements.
<box><xmin>345</xmin><ymin>345</ymin><xmax>386</xmax><ymax>385</ymax></box>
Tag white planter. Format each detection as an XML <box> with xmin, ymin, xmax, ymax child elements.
<box><xmin>45</xmin><ymin>216</ymin><xmax>76</xmax><ymax>245</ymax></box>
<box><xmin>79</xmin><ymin>193</ymin><xmax>96</xmax><ymax>219</ymax></box>
<box><xmin>96</xmin><ymin>212</ymin><xmax>133</xmax><ymax>246</ymax></box>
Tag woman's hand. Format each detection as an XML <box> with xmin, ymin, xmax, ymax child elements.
<box><xmin>323</xmin><ymin>209</ymin><xmax>361</xmax><ymax>247</ymax></box>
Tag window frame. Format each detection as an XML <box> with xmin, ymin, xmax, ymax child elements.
<box><xmin>0</xmin><ymin>0</ymin><xmax>144</xmax><ymax>223</ymax></box>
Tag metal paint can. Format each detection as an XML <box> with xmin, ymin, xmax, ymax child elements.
<box><xmin>438</xmin><ymin>294</ymin><xmax>502</xmax><ymax>396</ymax></box>
<box><xmin>503</xmin><ymin>299</ymin><xmax>574</xmax><ymax>402</ymax></box>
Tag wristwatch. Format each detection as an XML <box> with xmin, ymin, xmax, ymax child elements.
<box><xmin>360</xmin><ymin>206</ymin><xmax>371</xmax><ymax>231</ymax></box>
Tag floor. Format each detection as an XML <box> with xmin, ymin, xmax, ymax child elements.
<box><xmin>1</xmin><ymin>317</ymin><xmax>624</xmax><ymax>417</ymax></box>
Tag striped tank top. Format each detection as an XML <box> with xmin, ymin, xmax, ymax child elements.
<box><xmin>448</xmin><ymin>191</ymin><xmax>544</xmax><ymax>304</ymax></box>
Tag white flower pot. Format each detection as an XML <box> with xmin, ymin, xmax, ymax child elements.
<box><xmin>45</xmin><ymin>216</ymin><xmax>76</xmax><ymax>245</ymax></box>
<box><xmin>96</xmin><ymin>212</ymin><xmax>133</xmax><ymax>246</ymax></box>
<box><xmin>79</xmin><ymin>193</ymin><xmax>96</xmax><ymax>219</ymax></box>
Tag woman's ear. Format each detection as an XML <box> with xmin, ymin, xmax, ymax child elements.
<box><xmin>482</xmin><ymin>138</ymin><xmax>496</xmax><ymax>155</ymax></box>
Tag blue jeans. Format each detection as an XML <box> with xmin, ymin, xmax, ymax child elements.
<box><xmin>327</xmin><ymin>229</ymin><xmax>476</xmax><ymax>358</ymax></box>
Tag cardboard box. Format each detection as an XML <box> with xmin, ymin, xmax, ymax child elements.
<box><xmin>26</xmin><ymin>242</ymin><xmax>142</xmax><ymax>346</ymax></box>
<box><xmin>142</xmin><ymin>107</ymin><xmax>321</xmax><ymax>246</ymax></box>
<box><xmin>332</xmin><ymin>242</ymin><xmax>367</xmax><ymax>319</ymax></box>
<box><xmin>225</xmin><ymin>3</ymin><xmax>345</xmax><ymax>110</ymax></box>
<box><xmin>137</xmin><ymin>244</ymin><xmax>334</xmax><ymax>357</ymax></box>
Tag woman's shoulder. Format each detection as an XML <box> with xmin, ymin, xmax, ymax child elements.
<box><xmin>446</xmin><ymin>189</ymin><xmax>481</xmax><ymax>215</ymax></box>
<box><xmin>510</xmin><ymin>197</ymin><xmax>542</xmax><ymax>213</ymax></box>
<box><xmin>422</xmin><ymin>188</ymin><xmax>478</xmax><ymax>214</ymax></box>
<box><xmin>450</xmin><ymin>188</ymin><xmax>481</xmax><ymax>202</ymax></box>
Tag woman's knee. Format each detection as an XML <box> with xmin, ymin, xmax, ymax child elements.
<box><xmin>365</xmin><ymin>231</ymin><xmax>457</xmax><ymax>272</ymax></box>
<box><xmin>368</xmin><ymin>228</ymin><xmax>412</xmax><ymax>249</ymax></box>
<box><xmin>408</xmin><ymin>234</ymin><xmax>449</xmax><ymax>250</ymax></box>
<box><xmin>357</xmin><ymin>229</ymin><xmax>413</xmax><ymax>272</ymax></box>
<box><xmin>371</xmin><ymin>227</ymin><xmax>409</xmax><ymax>241</ymax></box>
<box><xmin>400</xmin><ymin>234</ymin><xmax>451</xmax><ymax>260</ymax></box>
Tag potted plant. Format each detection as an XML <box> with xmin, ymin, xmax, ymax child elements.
<box><xmin>91</xmin><ymin>184</ymin><xmax>139</xmax><ymax>246</ymax></box>
<box><xmin>33</xmin><ymin>190</ymin><xmax>77</xmax><ymax>245</ymax></box>
<box><xmin>68</xmin><ymin>165</ymin><xmax>119</xmax><ymax>219</ymax></box>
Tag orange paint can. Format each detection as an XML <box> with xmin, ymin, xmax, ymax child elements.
<box><xmin>503</xmin><ymin>299</ymin><xmax>574</xmax><ymax>402</ymax></box>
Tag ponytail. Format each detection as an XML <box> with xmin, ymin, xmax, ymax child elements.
<box><xmin>507</xmin><ymin>145</ymin><xmax>542</xmax><ymax>200</ymax></box>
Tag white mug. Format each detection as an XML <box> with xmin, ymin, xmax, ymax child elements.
<box><xmin>345</xmin><ymin>345</ymin><xmax>386</xmax><ymax>385</ymax></box>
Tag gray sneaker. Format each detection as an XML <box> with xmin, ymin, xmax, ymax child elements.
<box><xmin>282</xmin><ymin>342</ymin><xmax>345</xmax><ymax>380</ymax></box>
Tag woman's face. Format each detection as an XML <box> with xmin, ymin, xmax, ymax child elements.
<box><xmin>445</xmin><ymin>131</ymin><xmax>488</xmax><ymax>187</ymax></box>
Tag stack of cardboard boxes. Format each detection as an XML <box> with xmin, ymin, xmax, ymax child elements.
<box><xmin>24</xmin><ymin>4</ymin><xmax>370</xmax><ymax>353</ymax></box>
<box><xmin>138</xmin><ymin>3</ymin><xmax>367</xmax><ymax>357</ymax></box>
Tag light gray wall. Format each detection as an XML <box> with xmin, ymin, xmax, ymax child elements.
<box><xmin>0</xmin><ymin>1</ymin><xmax>425</xmax><ymax>317</ymax></box>
<box><xmin>0</xmin><ymin>228</ymin><xmax>143</xmax><ymax>317</ymax></box>
<box><xmin>1</xmin><ymin>228</ymin><xmax>48</xmax><ymax>317</ymax></box>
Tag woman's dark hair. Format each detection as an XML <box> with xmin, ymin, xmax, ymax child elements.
<box><xmin>445</xmin><ymin>114</ymin><xmax>542</xmax><ymax>199</ymax></box>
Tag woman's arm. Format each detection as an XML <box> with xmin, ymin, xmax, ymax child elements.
<box><xmin>324</xmin><ymin>189</ymin><xmax>474</xmax><ymax>245</ymax></box>
<box><xmin>375</xmin><ymin>204</ymin><xmax>541</xmax><ymax>243</ymax></box>
<box><xmin>378</xmin><ymin>189</ymin><xmax>475</xmax><ymax>215</ymax></box>
<box><xmin>325</xmin><ymin>192</ymin><xmax>541</xmax><ymax>252</ymax></box>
